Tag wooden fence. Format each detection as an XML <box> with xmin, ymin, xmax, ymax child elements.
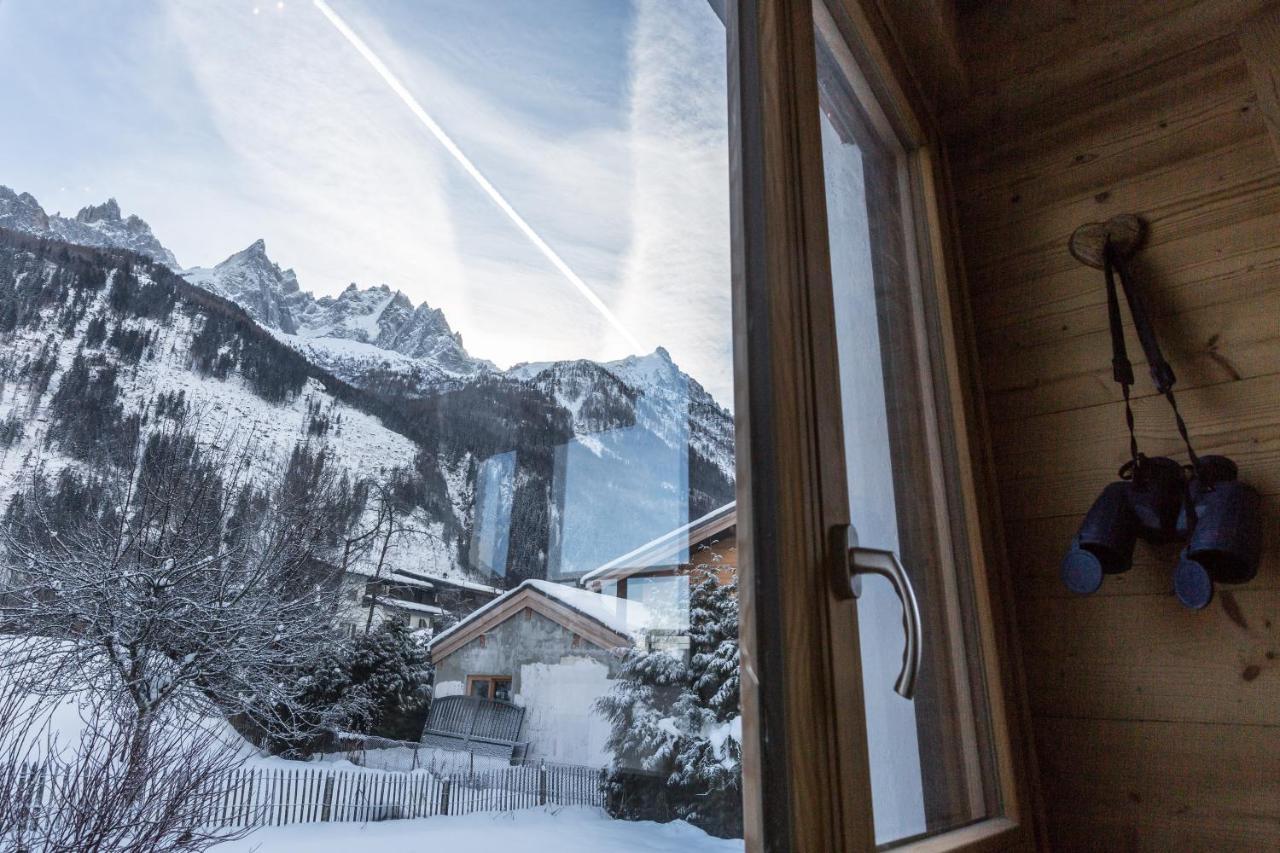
<box><xmin>204</xmin><ymin>761</ymin><xmax>604</xmax><ymax>827</ymax></box>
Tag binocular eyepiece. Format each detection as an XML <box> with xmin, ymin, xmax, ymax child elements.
<box><xmin>1061</xmin><ymin>455</ymin><xmax>1260</xmax><ymax>609</ymax></box>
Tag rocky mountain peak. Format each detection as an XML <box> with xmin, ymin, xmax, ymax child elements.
<box><xmin>183</xmin><ymin>239</ymin><xmax>306</xmax><ymax>333</ymax></box>
<box><xmin>0</xmin><ymin>185</ymin><xmax>51</xmax><ymax>233</ymax></box>
<box><xmin>74</xmin><ymin>198</ymin><xmax>122</xmax><ymax>224</ymax></box>
<box><xmin>0</xmin><ymin>187</ymin><xmax>179</xmax><ymax>268</ymax></box>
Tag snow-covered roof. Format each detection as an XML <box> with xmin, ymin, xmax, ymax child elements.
<box><xmin>579</xmin><ymin>501</ymin><xmax>736</xmax><ymax>587</ymax></box>
<box><xmin>342</xmin><ymin>566</ymin><xmax>502</xmax><ymax>598</ymax></box>
<box><xmin>522</xmin><ymin>580</ymin><xmax>657</xmax><ymax>637</ymax></box>
<box><xmin>429</xmin><ymin>579</ymin><xmax>657</xmax><ymax>659</ymax></box>
<box><xmin>344</xmin><ymin>567</ymin><xmax>434</xmax><ymax>589</ymax></box>
<box><xmin>379</xmin><ymin>598</ymin><xmax>445</xmax><ymax>616</ymax></box>
<box><xmin>426</xmin><ymin>575</ymin><xmax>505</xmax><ymax>596</ymax></box>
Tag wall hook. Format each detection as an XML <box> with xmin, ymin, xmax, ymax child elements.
<box><xmin>1068</xmin><ymin>213</ymin><xmax>1146</xmax><ymax>269</ymax></box>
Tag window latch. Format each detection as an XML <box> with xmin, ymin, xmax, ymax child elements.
<box><xmin>831</xmin><ymin>524</ymin><xmax>922</xmax><ymax>700</ymax></box>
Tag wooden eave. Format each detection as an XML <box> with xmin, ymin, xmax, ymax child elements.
<box><xmin>429</xmin><ymin>586</ymin><xmax>633</xmax><ymax>662</ymax></box>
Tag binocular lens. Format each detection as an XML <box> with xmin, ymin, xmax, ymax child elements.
<box><xmin>1174</xmin><ymin>555</ymin><xmax>1214</xmax><ymax>610</ymax></box>
<box><xmin>1061</xmin><ymin>482</ymin><xmax>1137</xmax><ymax>595</ymax></box>
<box><xmin>1062</xmin><ymin>455</ymin><xmax>1261</xmax><ymax>604</ymax></box>
<box><xmin>1173</xmin><ymin>458</ymin><xmax>1261</xmax><ymax>610</ymax></box>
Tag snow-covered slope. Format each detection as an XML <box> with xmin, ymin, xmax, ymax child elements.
<box><xmin>0</xmin><ymin>186</ymin><xmax>736</xmax><ymax>587</ymax></box>
<box><xmin>0</xmin><ymin>232</ymin><xmax>475</xmax><ymax>585</ymax></box>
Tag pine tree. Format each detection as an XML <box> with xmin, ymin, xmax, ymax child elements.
<box><xmin>595</xmin><ymin>571</ymin><xmax>742</xmax><ymax>838</ymax></box>
<box><xmin>348</xmin><ymin>619</ymin><xmax>433</xmax><ymax>740</ymax></box>
<box><xmin>280</xmin><ymin>620</ymin><xmax>433</xmax><ymax>751</ymax></box>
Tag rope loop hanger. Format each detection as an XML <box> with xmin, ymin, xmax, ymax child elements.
<box><xmin>1068</xmin><ymin>215</ymin><xmax>1202</xmax><ymax>478</ymax></box>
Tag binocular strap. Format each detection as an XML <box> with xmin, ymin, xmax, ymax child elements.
<box><xmin>1102</xmin><ymin>245</ymin><xmax>1201</xmax><ymax>473</ymax></box>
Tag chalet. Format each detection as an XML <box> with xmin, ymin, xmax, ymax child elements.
<box><xmin>425</xmin><ymin>579</ymin><xmax>657</xmax><ymax>766</ymax></box>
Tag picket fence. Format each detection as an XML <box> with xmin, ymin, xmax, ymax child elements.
<box><xmin>205</xmin><ymin>761</ymin><xmax>605</xmax><ymax>827</ymax></box>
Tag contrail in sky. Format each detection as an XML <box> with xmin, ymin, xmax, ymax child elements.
<box><xmin>312</xmin><ymin>0</ymin><xmax>645</xmax><ymax>353</ymax></box>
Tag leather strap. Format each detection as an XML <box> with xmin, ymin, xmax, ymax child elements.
<box><xmin>1102</xmin><ymin>243</ymin><xmax>1201</xmax><ymax>472</ymax></box>
<box><xmin>1103</xmin><ymin>246</ymin><xmax>1141</xmax><ymax>472</ymax></box>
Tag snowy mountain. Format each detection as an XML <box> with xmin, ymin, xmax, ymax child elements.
<box><xmin>0</xmin><ymin>186</ymin><xmax>179</xmax><ymax>268</ymax></box>
<box><xmin>0</xmin><ymin>230</ymin><xmax>472</xmax><ymax>588</ymax></box>
<box><xmin>183</xmin><ymin>239</ymin><xmax>309</xmax><ymax>334</ymax></box>
<box><xmin>185</xmin><ymin>240</ymin><xmax>492</xmax><ymax>393</ymax></box>
<box><xmin>0</xmin><ymin>186</ymin><xmax>736</xmax><ymax>588</ymax></box>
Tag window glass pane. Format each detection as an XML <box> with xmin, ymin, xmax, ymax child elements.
<box><xmin>813</xmin><ymin>7</ymin><xmax>998</xmax><ymax>845</ymax></box>
<box><xmin>0</xmin><ymin>0</ymin><xmax>742</xmax><ymax>848</ymax></box>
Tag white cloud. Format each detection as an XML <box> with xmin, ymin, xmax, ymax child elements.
<box><xmin>617</xmin><ymin>0</ymin><xmax>732</xmax><ymax>406</ymax></box>
<box><xmin>163</xmin><ymin>0</ymin><xmax>467</xmax><ymax>312</ymax></box>
<box><xmin>149</xmin><ymin>0</ymin><xmax>732</xmax><ymax>402</ymax></box>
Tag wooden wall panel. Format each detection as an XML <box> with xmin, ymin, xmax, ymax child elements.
<box><xmin>945</xmin><ymin>2</ymin><xmax>1280</xmax><ymax>849</ymax></box>
<box><xmin>1034</xmin><ymin>716</ymin><xmax>1280</xmax><ymax>851</ymax></box>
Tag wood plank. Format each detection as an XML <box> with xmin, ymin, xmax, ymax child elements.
<box><xmin>954</xmin><ymin>52</ymin><xmax>1261</xmax><ymax>224</ymax></box>
<box><xmin>968</xmin><ymin>166</ymin><xmax>1280</xmax><ymax>298</ymax></box>
<box><xmin>949</xmin><ymin>4</ymin><xmax>1280</xmax><ymax>849</ymax></box>
<box><xmin>961</xmin><ymin>138</ymin><xmax>1277</xmax><ymax>277</ymax></box>
<box><xmin>961</xmin><ymin>133</ymin><xmax>1279</xmax><ymax>276</ymax></box>
<box><xmin>1240</xmin><ymin>3</ymin><xmax>1280</xmax><ymax>163</ymax></box>
<box><xmin>971</xmin><ymin>225</ymin><xmax>1280</xmax><ymax>374</ymax></box>
<box><xmin>979</xmin><ymin>287</ymin><xmax>1280</xmax><ymax>420</ymax></box>
<box><xmin>1005</xmin><ymin>494</ymin><xmax>1280</xmax><ymax>600</ymax></box>
<box><xmin>1019</xmin><ymin>588</ymin><xmax>1280</xmax><ymax>726</ymax></box>
<box><xmin>959</xmin><ymin>0</ymin><xmax>1227</xmax><ymax>91</ymax></box>
<box><xmin>952</xmin><ymin>39</ymin><xmax>1250</xmax><ymax>189</ymax></box>
<box><xmin>990</xmin><ymin>374</ymin><xmax>1280</xmax><ymax>518</ymax></box>
<box><xmin>1033</xmin><ymin>716</ymin><xmax>1280</xmax><ymax>852</ymax></box>
<box><xmin>950</xmin><ymin>1</ymin><xmax>1273</xmax><ymax>141</ymax></box>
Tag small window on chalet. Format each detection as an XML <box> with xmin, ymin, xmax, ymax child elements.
<box><xmin>466</xmin><ymin>675</ymin><xmax>512</xmax><ymax>702</ymax></box>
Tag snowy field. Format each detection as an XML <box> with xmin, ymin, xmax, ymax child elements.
<box><xmin>214</xmin><ymin>806</ymin><xmax>743</xmax><ymax>853</ymax></box>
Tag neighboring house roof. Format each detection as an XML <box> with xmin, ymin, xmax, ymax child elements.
<box><xmin>345</xmin><ymin>567</ymin><xmax>503</xmax><ymax>598</ymax></box>
<box><xmin>378</xmin><ymin>598</ymin><xmax>446</xmax><ymax>617</ymax></box>
<box><xmin>421</xmin><ymin>574</ymin><xmax>505</xmax><ymax>597</ymax></box>
<box><xmin>429</xmin><ymin>579</ymin><xmax>656</xmax><ymax>662</ymax></box>
<box><xmin>579</xmin><ymin>501</ymin><xmax>736</xmax><ymax>588</ymax></box>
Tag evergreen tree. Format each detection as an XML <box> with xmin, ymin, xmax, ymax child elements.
<box><xmin>595</xmin><ymin>571</ymin><xmax>742</xmax><ymax>839</ymax></box>
<box><xmin>278</xmin><ymin>620</ymin><xmax>433</xmax><ymax>752</ymax></box>
<box><xmin>348</xmin><ymin>620</ymin><xmax>434</xmax><ymax>740</ymax></box>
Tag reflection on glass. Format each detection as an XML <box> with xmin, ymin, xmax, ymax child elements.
<box><xmin>815</xmin><ymin>6</ymin><xmax>997</xmax><ymax>845</ymax></box>
<box><xmin>471</xmin><ymin>449</ymin><xmax>517</xmax><ymax>577</ymax></box>
<box><xmin>822</xmin><ymin>110</ymin><xmax>928</xmax><ymax>842</ymax></box>
<box><xmin>0</xmin><ymin>0</ymin><xmax>742</xmax><ymax>848</ymax></box>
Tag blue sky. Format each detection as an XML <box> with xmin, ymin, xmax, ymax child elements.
<box><xmin>0</xmin><ymin>0</ymin><xmax>732</xmax><ymax>404</ymax></box>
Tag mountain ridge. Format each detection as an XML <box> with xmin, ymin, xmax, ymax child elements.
<box><xmin>0</xmin><ymin>185</ymin><xmax>735</xmax><ymax>589</ymax></box>
<box><xmin>0</xmin><ymin>186</ymin><xmax>179</xmax><ymax>269</ymax></box>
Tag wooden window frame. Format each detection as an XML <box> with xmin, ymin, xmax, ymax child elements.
<box><xmin>727</xmin><ymin>1</ymin><xmax>1041</xmax><ymax>850</ymax></box>
<box><xmin>465</xmin><ymin>674</ymin><xmax>512</xmax><ymax>701</ymax></box>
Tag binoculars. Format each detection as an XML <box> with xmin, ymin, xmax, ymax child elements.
<box><xmin>1061</xmin><ymin>455</ymin><xmax>1261</xmax><ymax>609</ymax></box>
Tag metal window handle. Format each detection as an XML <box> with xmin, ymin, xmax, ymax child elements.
<box><xmin>847</xmin><ymin>545</ymin><xmax>923</xmax><ymax>700</ymax></box>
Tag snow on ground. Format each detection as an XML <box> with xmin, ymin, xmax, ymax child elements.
<box><xmin>213</xmin><ymin>805</ymin><xmax>743</xmax><ymax>853</ymax></box>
